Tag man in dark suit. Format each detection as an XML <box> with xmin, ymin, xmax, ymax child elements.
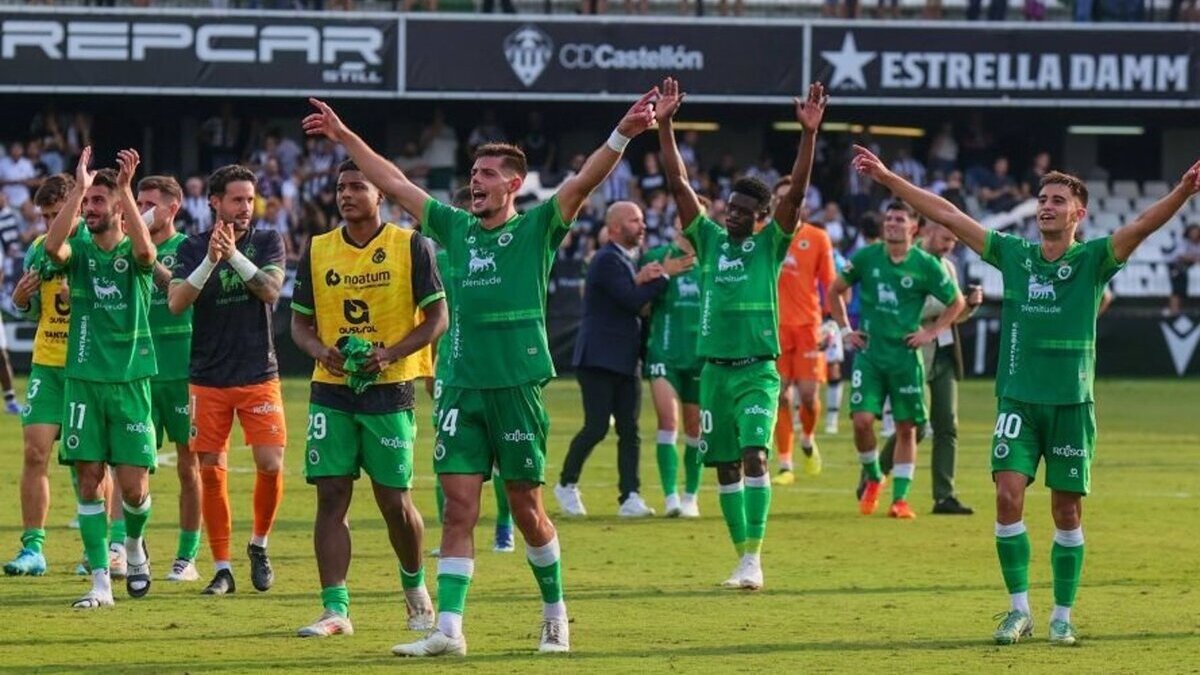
<box><xmin>555</xmin><ymin>201</ymin><xmax>692</xmax><ymax>517</ymax></box>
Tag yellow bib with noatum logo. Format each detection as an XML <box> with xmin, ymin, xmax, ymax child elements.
<box><xmin>308</xmin><ymin>224</ymin><xmax>433</xmax><ymax>386</ymax></box>
<box><xmin>27</xmin><ymin>235</ymin><xmax>71</xmax><ymax>368</ymax></box>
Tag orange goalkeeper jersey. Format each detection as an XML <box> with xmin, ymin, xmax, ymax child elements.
<box><xmin>778</xmin><ymin>223</ymin><xmax>835</xmax><ymax>327</ymax></box>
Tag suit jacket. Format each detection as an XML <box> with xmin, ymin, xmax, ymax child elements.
<box><xmin>920</xmin><ymin>256</ymin><xmax>976</xmax><ymax>381</ymax></box>
<box><xmin>572</xmin><ymin>242</ymin><xmax>669</xmax><ymax>376</ymax></box>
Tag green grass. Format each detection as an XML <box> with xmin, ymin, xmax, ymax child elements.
<box><xmin>1</xmin><ymin>378</ymin><xmax>1198</xmax><ymax>673</ymax></box>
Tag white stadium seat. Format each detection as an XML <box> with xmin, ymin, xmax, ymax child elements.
<box><xmin>1142</xmin><ymin>180</ymin><xmax>1170</xmax><ymax>197</ymax></box>
<box><xmin>1111</xmin><ymin>180</ymin><xmax>1141</xmax><ymax>199</ymax></box>
<box><xmin>1086</xmin><ymin>181</ymin><xmax>1110</xmax><ymax>200</ymax></box>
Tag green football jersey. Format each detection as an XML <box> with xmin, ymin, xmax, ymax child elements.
<box><xmin>840</xmin><ymin>243</ymin><xmax>959</xmax><ymax>367</ymax></box>
<box><xmin>982</xmin><ymin>231</ymin><xmax>1122</xmax><ymax>405</ymax></box>
<box><xmin>685</xmin><ymin>216</ymin><xmax>791</xmax><ymax>360</ymax></box>
<box><xmin>149</xmin><ymin>231</ymin><xmax>192</xmax><ymax>381</ymax></box>
<box><xmin>643</xmin><ymin>243</ymin><xmax>702</xmax><ymax>370</ymax></box>
<box><xmin>65</xmin><ymin>234</ymin><xmax>157</xmax><ymax>382</ymax></box>
<box><xmin>422</xmin><ymin>197</ymin><xmax>570</xmax><ymax>389</ymax></box>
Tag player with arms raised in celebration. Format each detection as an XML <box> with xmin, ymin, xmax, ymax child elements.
<box><xmin>827</xmin><ymin>201</ymin><xmax>964</xmax><ymax>520</ymax></box>
<box><xmin>852</xmin><ymin>145</ymin><xmax>1200</xmax><ymax>645</ymax></box>
<box><xmin>291</xmin><ymin>159</ymin><xmax>446</xmax><ymax>638</ymax></box>
<box><xmin>659</xmin><ymin>77</ymin><xmax>825</xmax><ymax>590</ymax></box>
<box><xmin>46</xmin><ymin>147</ymin><xmax>159</xmax><ymax>607</ymax></box>
<box><xmin>304</xmin><ymin>89</ymin><xmax>657</xmax><ymax>656</ymax></box>
<box><xmin>169</xmin><ymin>165</ymin><xmax>287</xmax><ymax>596</ymax></box>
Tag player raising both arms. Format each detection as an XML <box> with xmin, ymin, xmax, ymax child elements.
<box><xmin>291</xmin><ymin>160</ymin><xmax>445</xmax><ymax>638</ymax></box>
<box><xmin>852</xmin><ymin>145</ymin><xmax>1200</xmax><ymax>645</ymax></box>
<box><xmin>659</xmin><ymin>77</ymin><xmax>825</xmax><ymax>590</ymax></box>
<box><xmin>169</xmin><ymin>165</ymin><xmax>287</xmax><ymax>596</ymax></box>
<box><xmin>46</xmin><ymin>148</ymin><xmax>159</xmax><ymax>607</ymax></box>
<box><xmin>137</xmin><ymin>175</ymin><xmax>202</xmax><ymax>582</ymax></box>
<box><xmin>827</xmin><ymin>201</ymin><xmax>964</xmax><ymax>520</ymax></box>
<box><xmin>304</xmin><ymin>89</ymin><xmax>657</xmax><ymax>656</ymax></box>
<box><xmin>772</xmin><ymin>177</ymin><xmax>836</xmax><ymax>483</ymax></box>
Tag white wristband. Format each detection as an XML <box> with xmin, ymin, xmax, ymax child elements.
<box><xmin>839</xmin><ymin>325</ymin><xmax>855</xmax><ymax>339</ymax></box>
<box><xmin>186</xmin><ymin>256</ymin><xmax>217</xmax><ymax>290</ymax></box>
<box><xmin>229</xmin><ymin>250</ymin><xmax>259</xmax><ymax>282</ymax></box>
<box><xmin>606</xmin><ymin>128</ymin><xmax>631</xmax><ymax>154</ymax></box>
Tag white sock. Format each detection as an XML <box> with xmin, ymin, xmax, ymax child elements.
<box><xmin>742</xmin><ymin>551</ymin><xmax>761</xmax><ymax>563</ymax></box>
<box><xmin>1011</xmin><ymin>591</ymin><xmax>1031</xmax><ymax>614</ymax></box>
<box><xmin>858</xmin><ymin>449</ymin><xmax>878</xmax><ymax>465</ymax></box>
<box><xmin>93</xmin><ymin>568</ymin><xmax>112</xmax><ymax>594</ymax></box>
<box><xmin>110</xmin><ymin>541</ymin><xmax>126</xmax><ymax>553</ymax></box>
<box><xmin>437</xmin><ymin>611</ymin><xmax>464</xmax><ymax>638</ymax></box>
<box><xmin>656</xmin><ymin>429</ymin><xmax>678</xmax><ymax>445</ymax></box>
<box><xmin>215</xmin><ymin>560</ymin><xmax>232</xmax><ymax>572</ymax></box>
<box><xmin>801</xmin><ymin>433</ymin><xmax>814</xmax><ymax>449</ymax></box>
<box><xmin>526</xmin><ymin>536</ymin><xmax>561</xmax><ymax>568</ymax></box>
<box><xmin>892</xmin><ymin>463</ymin><xmax>916</xmax><ymax>480</ymax></box>
<box><xmin>404</xmin><ymin>586</ymin><xmax>431</xmax><ymax>607</ymax></box>
<box><xmin>126</xmin><ymin>537</ymin><xmax>146</xmax><ymax>565</ymax></box>
<box><xmin>250</xmin><ymin>534</ymin><xmax>268</xmax><ymax>548</ymax></box>
<box><xmin>827</xmin><ymin>382</ymin><xmax>842</xmax><ymax>409</ymax></box>
<box><xmin>1051</xmin><ymin>605</ymin><xmax>1071</xmax><ymax>623</ymax></box>
<box><xmin>543</xmin><ymin>600</ymin><xmax>567</xmax><ymax>620</ymax></box>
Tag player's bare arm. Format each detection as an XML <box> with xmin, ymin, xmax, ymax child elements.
<box><xmin>167</xmin><ymin>221</ymin><xmax>233</xmax><ymax>314</ymax></box>
<box><xmin>1112</xmin><ymin>159</ymin><xmax>1200</xmax><ymax>262</ymax></box>
<box><xmin>657</xmin><ymin>78</ymin><xmax>702</xmax><ymax>229</ymax></box>
<box><xmin>115</xmin><ymin>148</ymin><xmax>157</xmax><ymax>267</ymax></box>
<box><xmin>151</xmin><ymin>262</ymin><xmax>174</xmax><ymax>293</ymax></box>
<box><xmin>12</xmin><ymin>269</ymin><xmax>39</xmax><ymax>311</ymax></box>
<box><xmin>907</xmin><ymin>293</ymin><xmax>966</xmax><ymax>347</ymax></box>
<box><xmin>555</xmin><ymin>88</ymin><xmax>657</xmax><ymax>223</ymax></box>
<box><xmin>303</xmin><ymin>98</ymin><xmax>432</xmax><ymax>221</ymax></box>
<box><xmin>45</xmin><ymin>146</ymin><xmax>95</xmax><ymax>264</ymax></box>
<box><xmin>852</xmin><ymin>145</ymin><xmax>989</xmax><ymax>255</ymax></box>
<box><xmin>773</xmin><ymin>82</ymin><xmax>827</xmax><ymax>235</ymax></box>
<box><xmin>362</xmin><ymin>298</ymin><xmax>448</xmax><ymax>375</ymax></box>
<box><xmin>290</xmin><ymin>311</ymin><xmax>345</xmax><ymax>377</ymax></box>
<box><xmin>827</xmin><ymin>276</ymin><xmax>865</xmax><ymax>349</ymax></box>
<box><xmin>243</xmin><ymin>266</ymin><xmax>285</xmax><ymax>305</ymax></box>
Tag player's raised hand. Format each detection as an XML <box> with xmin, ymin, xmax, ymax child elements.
<box><xmin>74</xmin><ymin>146</ymin><xmax>97</xmax><ymax>191</ymax></box>
<box><xmin>851</xmin><ymin>144</ymin><xmax>894</xmax><ymax>184</ymax></box>
<box><xmin>208</xmin><ymin>220</ymin><xmax>232</xmax><ymax>263</ymax></box>
<box><xmin>115</xmin><ymin>149</ymin><xmax>140</xmax><ymax>189</ymax></box>
<box><xmin>655</xmin><ymin>77</ymin><xmax>685</xmax><ymax>126</ymax></box>
<box><xmin>795</xmin><ymin>82</ymin><xmax>828</xmax><ymax>133</ymax></box>
<box><xmin>1179</xmin><ymin>158</ymin><xmax>1200</xmax><ymax>195</ymax></box>
<box><xmin>662</xmin><ymin>251</ymin><xmax>695</xmax><ymax>276</ymax></box>
<box><xmin>303</xmin><ymin>98</ymin><xmax>350</xmax><ymax>143</ymax></box>
<box><xmin>616</xmin><ymin>87</ymin><xmax>660</xmax><ymax>138</ymax></box>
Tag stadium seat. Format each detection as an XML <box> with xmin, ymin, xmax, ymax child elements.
<box><xmin>1111</xmin><ymin>180</ymin><xmax>1141</xmax><ymax>199</ymax></box>
<box><xmin>1142</xmin><ymin>180</ymin><xmax>1170</xmax><ymax>197</ymax></box>
<box><xmin>1086</xmin><ymin>181</ymin><xmax>1110</xmax><ymax>200</ymax></box>
<box><xmin>1097</xmin><ymin>197</ymin><xmax>1131</xmax><ymax>216</ymax></box>
<box><xmin>1132</xmin><ymin>196</ymin><xmax>1160</xmax><ymax>214</ymax></box>
<box><xmin>1090</xmin><ymin>212</ymin><xmax>1122</xmax><ymax>234</ymax></box>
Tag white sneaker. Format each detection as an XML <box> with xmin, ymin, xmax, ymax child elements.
<box><xmin>721</xmin><ymin>557</ymin><xmax>752</xmax><ymax>588</ymax></box>
<box><xmin>664</xmin><ymin>493</ymin><xmax>682</xmax><ymax>518</ymax></box>
<box><xmin>679</xmin><ymin>493</ymin><xmax>700</xmax><ymax>518</ymax></box>
<box><xmin>109</xmin><ymin>544</ymin><xmax>127</xmax><ymax>579</ymax></box>
<box><xmin>297</xmin><ymin>610</ymin><xmax>354</xmax><ymax>637</ymax></box>
<box><xmin>538</xmin><ymin>617</ymin><xmax>570</xmax><ymax>653</ymax></box>
<box><xmin>739</xmin><ymin>555</ymin><xmax>764</xmax><ymax>590</ymax></box>
<box><xmin>824</xmin><ymin>411</ymin><xmax>839</xmax><ymax>435</ymax></box>
<box><xmin>553</xmin><ymin>483</ymin><xmax>587</xmax><ymax>517</ymax></box>
<box><xmin>405</xmin><ymin>590</ymin><xmax>435</xmax><ymax>631</ymax></box>
<box><xmin>617</xmin><ymin>492</ymin><xmax>655</xmax><ymax>518</ymax></box>
<box><xmin>72</xmin><ymin>588</ymin><xmax>115</xmax><ymax>609</ymax></box>
<box><xmin>167</xmin><ymin>558</ymin><xmax>200</xmax><ymax>581</ymax></box>
<box><xmin>392</xmin><ymin>629</ymin><xmax>467</xmax><ymax>657</ymax></box>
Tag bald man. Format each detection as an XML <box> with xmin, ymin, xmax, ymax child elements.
<box><xmin>556</xmin><ymin>201</ymin><xmax>694</xmax><ymax>518</ymax></box>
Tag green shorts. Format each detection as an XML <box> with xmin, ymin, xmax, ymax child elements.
<box><xmin>22</xmin><ymin>363</ymin><xmax>65</xmax><ymax>427</ymax></box>
<box><xmin>646</xmin><ymin>361</ymin><xmax>702</xmax><ymax>406</ymax></box>
<box><xmin>698</xmin><ymin>360</ymin><xmax>781</xmax><ymax>466</ymax></box>
<box><xmin>151</xmin><ymin>379</ymin><xmax>190</xmax><ymax>448</ymax></box>
<box><xmin>990</xmin><ymin>398</ymin><xmax>1096</xmax><ymax>495</ymax></box>
<box><xmin>434</xmin><ymin>383</ymin><xmax>549</xmax><ymax>483</ymax></box>
<box><xmin>59</xmin><ymin>378</ymin><xmax>156</xmax><ymax>470</ymax></box>
<box><xmin>305</xmin><ymin>403</ymin><xmax>416</xmax><ymax>489</ymax></box>
<box><xmin>849</xmin><ymin>350</ymin><xmax>927</xmax><ymax>424</ymax></box>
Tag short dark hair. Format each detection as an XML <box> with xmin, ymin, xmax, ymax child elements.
<box><xmin>34</xmin><ymin>173</ymin><xmax>74</xmax><ymax>207</ymax></box>
<box><xmin>207</xmin><ymin>164</ymin><xmax>257</xmax><ymax>198</ymax></box>
<box><xmin>1040</xmin><ymin>171</ymin><xmax>1089</xmax><ymax>208</ymax></box>
<box><xmin>92</xmin><ymin>169</ymin><xmax>119</xmax><ymax>193</ymax></box>
<box><xmin>474</xmin><ymin>143</ymin><xmax>527</xmax><ymax>177</ymax></box>
<box><xmin>859</xmin><ymin>211</ymin><xmax>881</xmax><ymax>239</ymax></box>
<box><xmin>731</xmin><ymin>177</ymin><xmax>772</xmax><ymax>211</ymax></box>
<box><xmin>137</xmin><ymin>175</ymin><xmax>183</xmax><ymax>202</ymax></box>
<box><xmin>337</xmin><ymin>159</ymin><xmax>360</xmax><ymax>175</ymax></box>
<box><xmin>885</xmin><ymin>200</ymin><xmax>915</xmax><ymax>218</ymax></box>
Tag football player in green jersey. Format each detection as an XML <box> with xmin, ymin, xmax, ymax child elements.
<box><xmin>303</xmin><ymin>89</ymin><xmax>658</xmax><ymax>656</ymax></box>
<box><xmin>658</xmin><ymin>77</ymin><xmax>826</xmax><ymax>590</ymax></box>
<box><xmin>136</xmin><ymin>175</ymin><xmax>202</xmax><ymax>583</ymax></box>
<box><xmin>852</xmin><ymin>145</ymin><xmax>1200</xmax><ymax>646</ymax></box>
<box><xmin>827</xmin><ymin>202</ymin><xmax>964</xmax><ymax>520</ymax></box>
<box><xmin>45</xmin><ymin>147</ymin><xmax>159</xmax><ymax>608</ymax></box>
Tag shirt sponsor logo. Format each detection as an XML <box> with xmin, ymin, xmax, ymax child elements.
<box><xmin>876</xmin><ymin>282</ymin><xmax>898</xmax><ymax>306</ymax></box>
<box><xmin>677</xmin><ymin>276</ymin><xmax>700</xmax><ymax>298</ymax></box>
<box><xmin>1051</xmin><ymin>444</ymin><xmax>1087</xmax><ymax>458</ymax></box>
<box><xmin>326</xmin><ymin>269</ymin><xmax>392</xmax><ymax>289</ymax></box>
<box><xmin>1021</xmin><ymin>273</ymin><xmax>1063</xmax><ymax>315</ymax></box>
<box><xmin>717</xmin><ymin>254</ymin><xmax>745</xmax><ymax>273</ymax></box>
<box><xmin>92</xmin><ymin>277</ymin><xmax>123</xmax><ymax>301</ymax></box>
<box><xmin>465</xmin><ymin>248</ymin><xmax>500</xmax><ymax>287</ymax></box>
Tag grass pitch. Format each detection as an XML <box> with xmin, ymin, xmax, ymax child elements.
<box><xmin>0</xmin><ymin>377</ymin><xmax>1197</xmax><ymax>673</ymax></box>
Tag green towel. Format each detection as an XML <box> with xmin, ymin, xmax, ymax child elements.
<box><xmin>340</xmin><ymin>336</ymin><xmax>379</xmax><ymax>394</ymax></box>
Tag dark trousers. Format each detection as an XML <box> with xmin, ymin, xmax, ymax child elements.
<box><xmin>559</xmin><ymin>366</ymin><xmax>642</xmax><ymax>502</ymax></box>
<box><xmin>880</xmin><ymin>346</ymin><xmax>959</xmax><ymax>502</ymax></box>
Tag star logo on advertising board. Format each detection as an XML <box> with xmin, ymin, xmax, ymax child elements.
<box><xmin>504</xmin><ymin>25</ymin><xmax>554</xmax><ymax>87</ymax></box>
<box><xmin>821</xmin><ymin>33</ymin><xmax>877</xmax><ymax>90</ymax></box>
